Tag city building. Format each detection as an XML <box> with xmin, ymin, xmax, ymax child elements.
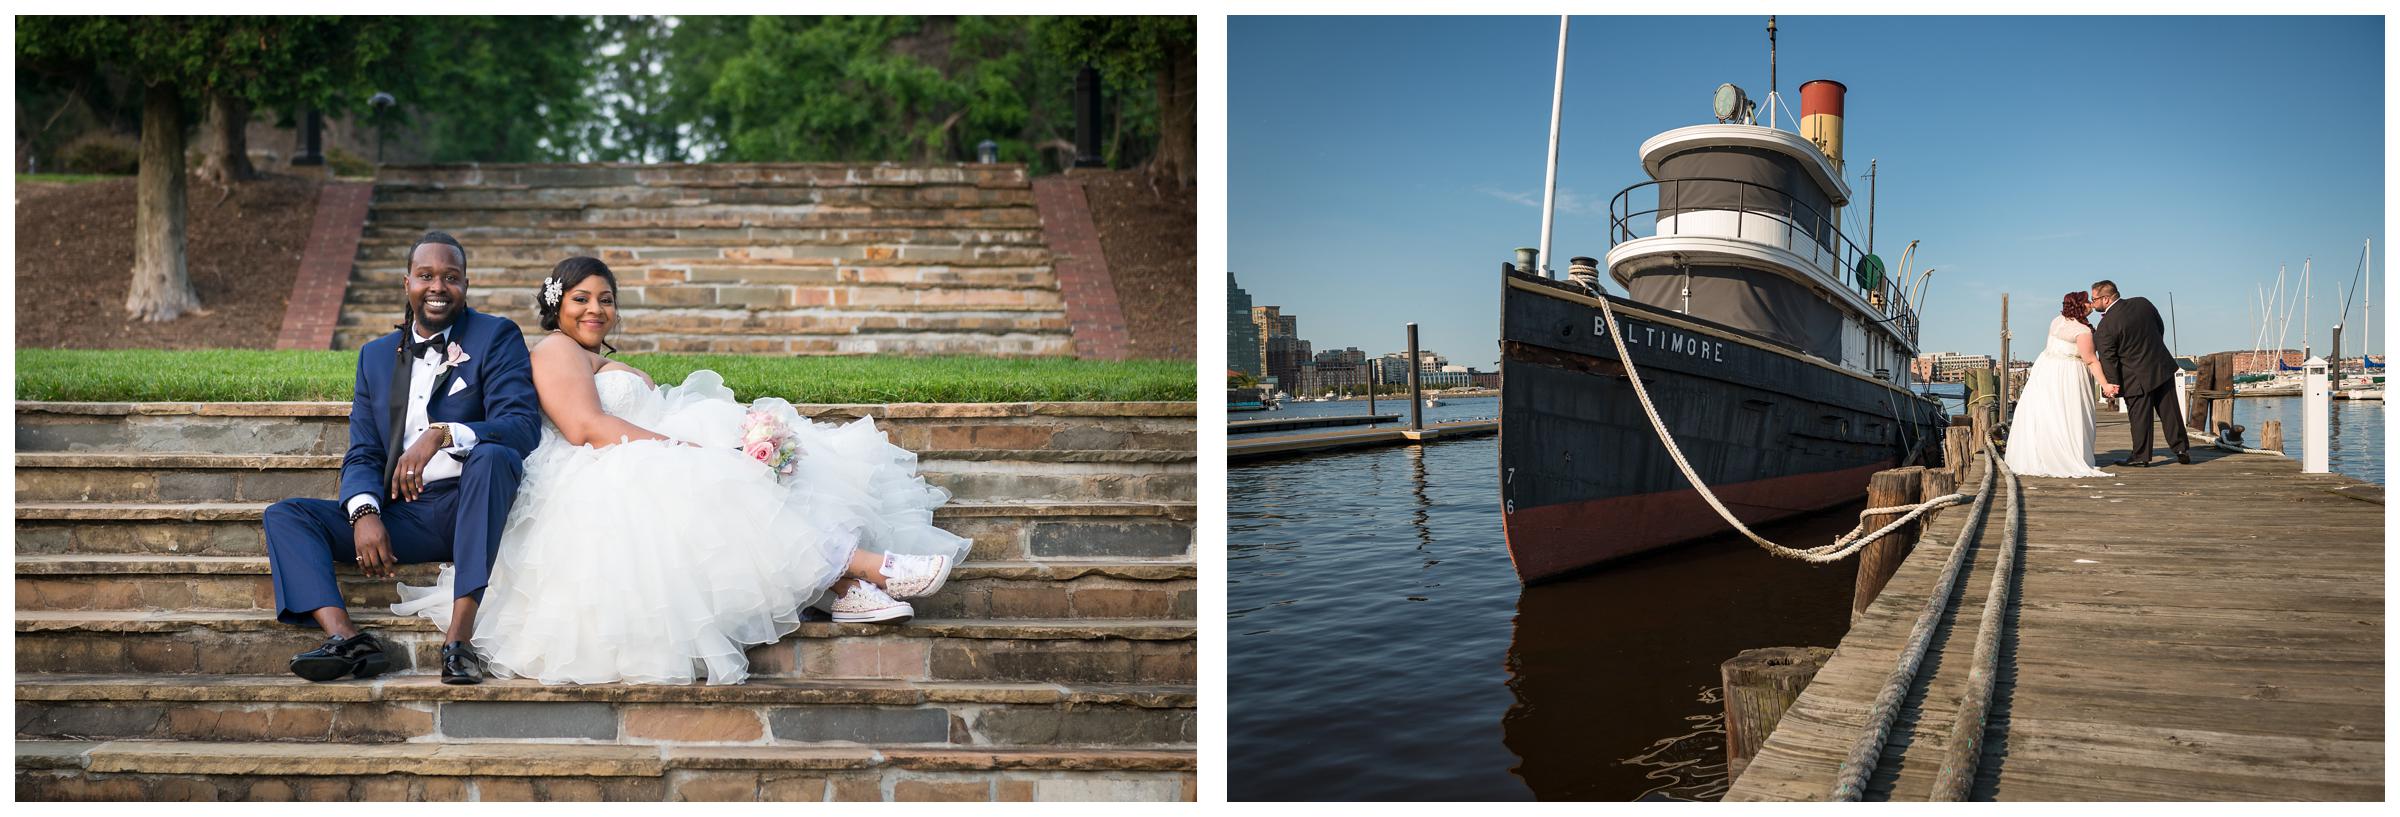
<box><xmin>1228</xmin><ymin>273</ymin><xmax>1260</xmax><ymax>378</ymax></box>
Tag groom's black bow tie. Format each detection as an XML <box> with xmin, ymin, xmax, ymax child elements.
<box><xmin>407</xmin><ymin>333</ymin><xmax>448</xmax><ymax>360</ymax></box>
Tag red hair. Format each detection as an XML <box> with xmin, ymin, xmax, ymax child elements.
<box><xmin>2061</xmin><ymin>291</ymin><xmax>2092</xmax><ymax>326</ymax></box>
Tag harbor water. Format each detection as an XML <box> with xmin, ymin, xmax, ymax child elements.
<box><xmin>1229</xmin><ymin>396</ymin><xmax>1866</xmax><ymax>801</ymax></box>
<box><xmin>1228</xmin><ymin>393</ymin><xmax>2382</xmax><ymax>801</ymax></box>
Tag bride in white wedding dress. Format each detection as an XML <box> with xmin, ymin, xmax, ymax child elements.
<box><xmin>394</xmin><ymin>257</ymin><xmax>970</xmax><ymax>685</ymax></box>
<box><xmin>2003</xmin><ymin>291</ymin><xmax>2116</xmax><ymax>478</ymax></box>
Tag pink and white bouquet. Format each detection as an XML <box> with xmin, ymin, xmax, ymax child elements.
<box><xmin>739</xmin><ymin>409</ymin><xmax>802</xmax><ymax>478</ymax></box>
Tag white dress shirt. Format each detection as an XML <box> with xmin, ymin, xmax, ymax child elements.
<box><xmin>347</xmin><ymin>323</ymin><xmax>478</xmax><ymax>515</ymax></box>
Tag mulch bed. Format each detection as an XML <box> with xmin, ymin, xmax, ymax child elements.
<box><xmin>15</xmin><ymin>174</ymin><xmax>319</xmax><ymax>349</ymax></box>
<box><xmin>1075</xmin><ymin>169</ymin><xmax>1196</xmax><ymax>361</ymax></box>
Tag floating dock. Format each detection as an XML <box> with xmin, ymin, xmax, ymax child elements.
<box><xmin>1227</xmin><ymin>419</ymin><xmax>1498</xmax><ymax>462</ymax></box>
<box><xmin>1227</xmin><ymin>414</ymin><xmax>1401</xmax><ymax>434</ymax></box>
<box><xmin>1726</xmin><ymin>413</ymin><xmax>2383</xmax><ymax>801</ymax></box>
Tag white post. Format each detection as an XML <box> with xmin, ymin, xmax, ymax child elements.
<box><xmin>2173</xmin><ymin>370</ymin><xmax>2191</xmax><ymax>422</ymax></box>
<box><xmin>2302</xmin><ymin>356</ymin><xmax>2331</xmax><ymax>473</ymax></box>
<box><xmin>1536</xmin><ymin>15</ymin><xmax>1570</xmax><ymax>279</ymax></box>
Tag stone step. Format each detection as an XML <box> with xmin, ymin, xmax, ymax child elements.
<box><xmin>351</xmin><ymin>229</ymin><xmax>1053</xmax><ymax>259</ymax></box>
<box><xmin>369</xmin><ymin>162</ymin><xmax>1033</xmax><ymax>190</ymax></box>
<box><xmin>18</xmin><ymin>739</ymin><xmax>1193</xmax><ymax>801</ymax></box>
<box><xmin>361</xmin><ymin>205</ymin><xmax>1043</xmax><ymax>232</ymax></box>
<box><xmin>16</xmin><ymin>612</ymin><xmax>1196</xmax><ymax>684</ymax></box>
<box><xmin>324</xmin><ymin>327</ymin><xmax>1078</xmax><ymax>356</ymax></box>
<box><xmin>16</xmin><ymin>556</ymin><xmax>1197</xmax><ymax>621</ymax></box>
<box><xmin>15</xmin><ymin>450</ymin><xmax>1192</xmax><ymax>505</ymax></box>
<box><xmin>350</xmin><ymin>263</ymin><xmax>1059</xmax><ymax>290</ymax></box>
<box><xmin>357</xmin><ymin>228</ymin><xmax>1057</xmax><ymax>265</ymax></box>
<box><xmin>338</xmin><ymin>300</ymin><xmax>1068</xmax><ymax>325</ymax></box>
<box><xmin>16</xmin><ymin>500</ymin><xmax>1197</xmax><ymax>562</ymax></box>
<box><xmin>17</xmin><ymin>401</ymin><xmax>1196</xmax><ymax>458</ymax></box>
<box><xmin>16</xmin><ymin>674</ymin><xmax>1194</xmax><ymax>748</ymax></box>
<box><xmin>370</xmin><ymin>183</ymin><xmax>1037</xmax><ymax>209</ymax></box>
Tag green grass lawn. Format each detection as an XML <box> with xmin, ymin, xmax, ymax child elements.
<box><xmin>16</xmin><ymin>173</ymin><xmax>122</xmax><ymax>185</ymax></box>
<box><xmin>17</xmin><ymin>349</ymin><xmax>1196</xmax><ymax>404</ymax></box>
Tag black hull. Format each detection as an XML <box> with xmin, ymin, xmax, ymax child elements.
<box><xmin>1498</xmin><ymin>272</ymin><xmax>1946</xmax><ymax>581</ymax></box>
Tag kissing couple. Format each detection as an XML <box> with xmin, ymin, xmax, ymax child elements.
<box><xmin>2003</xmin><ymin>278</ymin><xmax>2192</xmax><ymax>478</ymax></box>
<box><xmin>263</xmin><ymin>231</ymin><xmax>971</xmax><ymax>686</ymax></box>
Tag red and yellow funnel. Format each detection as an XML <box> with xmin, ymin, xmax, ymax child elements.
<box><xmin>1799</xmin><ymin>79</ymin><xmax>1846</xmax><ymax>170</ymax></box>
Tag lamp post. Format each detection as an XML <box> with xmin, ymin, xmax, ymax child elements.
<box><xmin>977</xmin><ymin>139</ymin><xmax>998</xmax><ymax>165</ymax></box>
<box><xmin>369</xmin><ymin>92</ymin><xmax>396</xmax><ymax>165</ymax></box>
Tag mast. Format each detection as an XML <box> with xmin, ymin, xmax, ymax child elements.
<box><xmin>1766</xmin><ymin>16</ymin><xmax>1779</xmax><ymax>129</ymax></box>
<box><xmin>1536</xmin><ymin>15</ymin><xmax>1569</xmax><ymax>279</ymax></box>
<box><xmin>2304</xmin><ymin>257</ymin><xmax>2312</xmax><ymax>359</ymax></box>
<box><xmin>2366</xmin><ymin>239</ymin><xmax>2373</xmax><ymax>366</ymax></box>
<box><xmin>1866</xmin><ymin>159</ymin><xmax>1877</xmax><ymax>254</ymax></box>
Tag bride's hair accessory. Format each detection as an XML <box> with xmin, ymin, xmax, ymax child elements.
<box><xmin>739</xmin><ymin>409</ymin><xmax>804</xmax><ymax>478</ymax></box>
<box><xmin>541</xmin><ymin>277</ymin><xmax>564</xmax><ymax>307</ymax></box>
<box><xmin>2060</xmin><ymin>290</ymin><xmax>2092</xmax><ymax>325</ymax></box>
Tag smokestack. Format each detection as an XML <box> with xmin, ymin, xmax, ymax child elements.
<box><xmin>1799</xmin><ymin>79</ymin><xmax>1846</xmax><ymax>170</ymax></box>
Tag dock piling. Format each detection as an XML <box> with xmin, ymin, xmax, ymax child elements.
<box><xmin>2263</xmin><ymin>419</ymin><xmax>2284</xmax><ymax>452</ymax></box>
<box><xmin>1721</xmin><ymin>646</ymin><xmax>1834</xmax><ymax>784</ymax></box>
<box><xmin>1406</xmin><ymin>323</ymin><xmax>1424</xmax><ymax>431</ymax></box>
<box><xmin>1944</xmin><ymin>423</ymin><xmax>1973</xmax><ymax>483</ymax></box>
<box><xmin>1853</xmin><ymin>466</ymin><xmax>1925</xmax><ymax>621</ymax></box>
<box><xmin>1918</xmin><ymin>469</ymin><xmax>1957</xmax><ymax>528</ymax></box>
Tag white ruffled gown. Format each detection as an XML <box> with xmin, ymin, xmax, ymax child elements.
<box><xmin>394</xmin><ymin>369</ymin><xmax>971</xmax><ymax>684</ymax></box>
<box><xmin>2003</xmin><ymin>317</ymin><xmax>2115</xmax><ymax>478</ymax></box>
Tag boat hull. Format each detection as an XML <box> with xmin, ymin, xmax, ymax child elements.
<box><xmin>1498</xmin><ymin>272</ymin><xmax>1945</xmax><ymax>583</ymax></box>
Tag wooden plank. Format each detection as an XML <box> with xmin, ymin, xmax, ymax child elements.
<box><xmin>1725</xmin><ymin>412</ymin><xmax>2384</xmax><ymax>801</ymax></box>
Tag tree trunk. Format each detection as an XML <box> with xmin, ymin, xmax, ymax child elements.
<box><xmin>1148</xmin><ymin>40</ymin><xmax>1197</xmax><ymax>190</ymax></box>
<box><xmin>196</xmin><ymin>89</ymin><xmax>256</xmax><ymax>184</ymax></box>
<box><xmin>129</xmin><ymin>82</ymin><xmax>200</xmax><ymax>322</ymax></box>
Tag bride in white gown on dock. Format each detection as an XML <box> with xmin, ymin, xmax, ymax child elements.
<box><xmin>2004</xmin><ymin>291</ymin><xmax>2116</xmax><ymax>478</ymax></box>
<box><xmin>395</xmin><ymin>257</ymin><xmax>971</xmax><ymax>685</ymax></box>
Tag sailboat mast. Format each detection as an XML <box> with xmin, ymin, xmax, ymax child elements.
<box><xmin>2304</xmin><ymin>257</ymin><xmax>2313</xmax><ymax>359</ymax></box>
<box><xmin>1535</xmin><ymin>15</ymin><xmax>1569</xmax><ymax>279</ymax></box>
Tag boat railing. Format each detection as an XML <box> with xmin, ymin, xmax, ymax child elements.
<box><xmin>1609</xmin><ymin>177</ymin><xmax>1917</xmax><ymax>340</ymax></box>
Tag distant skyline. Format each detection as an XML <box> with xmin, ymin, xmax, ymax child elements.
<box><xmin>1229</xmin><ymin>15</ymin><xmax>2384</xmax><ymax>367</ymax></box>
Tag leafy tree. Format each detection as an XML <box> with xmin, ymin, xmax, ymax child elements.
<box><xmin>398</xmin><ymin>16</ymin><xmax>598</xmax><ymax>162</ymax></box>
<box><xmin>17</xmin><ymin>16</ymin><xmax>404</xmax><ymax>321</ymax></box>
<box><xmin>1041</xmin><ymin>16</ymin><xmax>1195</xmax><ymax>188</ymax></box>
<box><xmin>585</xmin><ymin>15</ymin><xmax>679</xmax><ymax>162</ymax></box>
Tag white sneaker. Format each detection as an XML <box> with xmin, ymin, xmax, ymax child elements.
<box><xmin>825</xmin><ymin>581</ymin><xmax>914</xmax><ymax>624</ymax></box>
<box><xmin>880</xmin><ymin>552</ymin><xmax>953</xmax><ymax>599</ymax></box>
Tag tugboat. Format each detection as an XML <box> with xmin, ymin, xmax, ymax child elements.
<box><xmin>1498</xmin><ymin>49</ymin><xmax>1945</xmax><ymax>582</ymax></box>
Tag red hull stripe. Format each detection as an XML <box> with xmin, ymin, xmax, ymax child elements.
<box><xmin>1502</xmin><ymin>460</ymin><xmax>1893</xmax><ymax>582</ymax></box>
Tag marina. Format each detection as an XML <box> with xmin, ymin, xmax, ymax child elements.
<box><xmin>1726</xmin><ymin>413</ymin><xmax>2383</xmax><ymax>800</ymax></box>
<box><xmin>1227</xmin><ymin>413</ymin><xmax>1401</xmax><ymax>434</ymax></box>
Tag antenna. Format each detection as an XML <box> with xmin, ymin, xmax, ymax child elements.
<box><xmin>1866</xmin><ymin>159</ymin><xmax>1877</xmax><ymax>255</ymax></box>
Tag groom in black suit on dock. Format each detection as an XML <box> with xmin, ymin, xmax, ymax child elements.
<box><xmin>2090</xmin><ymin>279</ymin><xmax>2190</xmax><ymax>467</ymax></box>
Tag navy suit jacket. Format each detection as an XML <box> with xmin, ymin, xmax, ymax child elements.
<box><xmin>339</xmin><ymin>306</ymin><xmax>541</xmax><ymax>506</ymax></box>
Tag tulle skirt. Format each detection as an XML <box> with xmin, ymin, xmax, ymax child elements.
<box><xmin>2003</xmin><ymin>353</ymin><xmax>2115</xmax><ymax>478</ymax></box>
<box><xmin>395</xmin><ymin>370</ymin><xmax>972</xmax><ymax>685</ymax></box>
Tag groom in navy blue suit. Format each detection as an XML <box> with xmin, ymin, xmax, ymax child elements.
<box><xmin>264</xmin><ymin>231</ymin><xmax>540</xmax><ymax>684</ymax></box>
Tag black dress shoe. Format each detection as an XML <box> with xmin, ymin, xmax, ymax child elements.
<box><xmin>2176</xmin><ymin>451</ymin><xmax>2192</xmax><ymax>465</ymax></box>
<box><xmin>441</xmin><ymin>641</ymin><xmax>488</xmax><ymax>685</ymax></box>
<box><xmin>289</xmin><ymin>631</ymin><xmax>390</xmax><ymax>682</ymax></box>
<box><xmin>2113</xmin><ymin>458</ymin><xmax>2151</xmax><ymax>468</ymax></box>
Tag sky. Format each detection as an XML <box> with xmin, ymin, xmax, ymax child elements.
<box><xmin>1229</xmin><ymin>15</ymin><xmax>2385</xmax><ymax>369</ymax></box>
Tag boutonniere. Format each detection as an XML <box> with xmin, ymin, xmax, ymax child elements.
<box><xmin>441</xmin><ymin>343</ymin><xmax>471</xmax><ymax>372</ymax></box>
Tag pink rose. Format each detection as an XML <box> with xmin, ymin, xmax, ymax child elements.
<box><xmin>745</xmin><ymin>440</ymin><xmax>777</xmax><ymax>464</ymax></box>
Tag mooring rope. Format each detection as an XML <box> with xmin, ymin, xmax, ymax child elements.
<box><xmin>1927</xmin><ymin>437</ymin><xmax>2023</xmax><ymax>800</ymax></box>
<box><xmin>1828</xmin><ymin>437</ymin><xmax>2006</xmax><ymax>801</ymax></box>
<box><xmin>1588</xmin><ymin>294</ymin><xmax>1967</xmax><ymax>564</ymax></box>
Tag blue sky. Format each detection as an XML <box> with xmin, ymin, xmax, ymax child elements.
<box><xmin>1229</xmin><ymin>15</ymin><xmax>2385</xmax><ymax>368</ymax></box>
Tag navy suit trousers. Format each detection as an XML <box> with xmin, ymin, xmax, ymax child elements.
<box><xmin>264</xmin><ymin>444</ymin><xmax>524</xmax><ymax>626</ymax></box>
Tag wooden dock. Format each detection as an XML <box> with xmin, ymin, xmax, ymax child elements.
<box><xmin>1226</xmin><ymin>419</ymin><xmax>1497</xmax><ymax>462</ymax></box>
<box><xmin>1726</xmin><ymin>412</ymin><xmax>2384</xmax><ymax>801</ymax></box>
<box><xmin>1227</xmin><ymin>414</ymin><xmax>1400</xmax><ymax>434</ymax></box>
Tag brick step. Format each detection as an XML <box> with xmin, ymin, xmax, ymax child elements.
<box><xmin>18</xmin><ymin>739</ymin><xmax>1193</xmax><ymax>801</ymax></box>
<box><xmin>16</xmin><ymin>612</ymin><xmax>1196</xmax><ymax>684</ymax></box>
<box><xmin>361</xmin><ymin>206</ymin><xmax>1044</xmax><ymax>232</ymax></box>
<box><xmin>351</xmin><ymin>229</ymin><xmax>1053</xmax><ymax>258</ymax></box>
<box><xmin>16</xmin><ymin>674</ymin><xmax>1194</xmax><ymax>748</ymax></box>
<box><xmin>16</xmin><ymin>556</ymin><xmax>1197</xmax><ymax>621</ymax></box>
<box><xmin>17</xmin><ymin>401</ymin><xmax>1196</xmax><ymax>458</ymax></box>
<box><xmin>370</xmin><ymin>184</ymin><xmax>1036</xmax><ymax>209</ymax></box>
<box><xmin>350</xmin><ymin>263</ymin><xmax>1058</xmax><ymax>290</ymax></box>
<box><xmin>326</xmin><ymin>327</ymin><xmax>1079</xmax><ymax>356</ymax></box>
<box><xmin>15</xmin><ymin>453</ymin><xmax>1195</xmax><ymax>505</ymax></box>
<box><xmin>369</xmin><ymin>162</ymin><xmax>1034</xmax><ymax>190</ymax></box>
<box><xmin>17</xmin><ymin>500</ymin><xmax>1196</xmax><ymax>561</ymax></box>
<box><xmin>341</xmin><ymin>288</ymin><xmax>1067</xmax><ymax>315</ymax></box>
